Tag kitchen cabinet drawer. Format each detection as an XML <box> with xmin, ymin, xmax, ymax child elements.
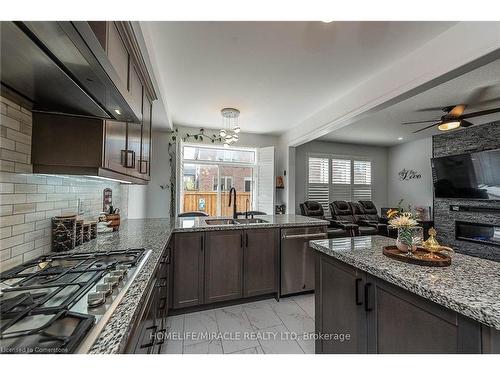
<box><xmin>126</xmin><ymin>275</ymin><xmax>165</xmax><ymax>354</ymax></box>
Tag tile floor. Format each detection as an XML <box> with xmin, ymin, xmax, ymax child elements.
<box><xmin>161</xmin><ymin>293</ymin><xmax>315</xmax><ymax>354</ymax></box>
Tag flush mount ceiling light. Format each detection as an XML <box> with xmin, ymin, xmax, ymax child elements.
<box><xmin>437</xmin><ymin>120</ymin><xmax>462</xmax><ymax>131</ymax></box>
<box><xmin>219</xmin><ymin>108</ymin><xmax>240</xmax><ymax>148</ymax></box>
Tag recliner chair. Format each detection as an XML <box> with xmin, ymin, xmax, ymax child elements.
<box><xmin>300</xmin><ymin>201</ymin><xmax>347</xmax><ymax>238</ymax></box>
<box><xmin>358</xmin><ymin>200</ymin><xmax>388</xmax><ymax>236</ymax></box>
<box><xmin>348</xmin><ymin>202</ymin><xmax>379</xmax><ymax>236</ymax></box>
<box><xmin>329</xmin><ymin>201</ymin><xmax>359</xmax><ymax>237</ymax></box>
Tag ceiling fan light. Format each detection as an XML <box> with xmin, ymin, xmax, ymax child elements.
<box><xmin>438</xmin><ymin>121</ymin><xmax>461</xmax><ymax>131</ymax></box>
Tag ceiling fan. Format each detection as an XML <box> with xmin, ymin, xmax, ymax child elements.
<box><xmin>402</xmin><ymin>86</ymin><xmax>500</xmax><ymax>133</ymax></box>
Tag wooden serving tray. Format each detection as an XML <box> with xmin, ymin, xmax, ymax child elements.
<box><xmin>383</xmin><ymin>246</ymin><xmax>451</xmax><ymax>267</ymax></box>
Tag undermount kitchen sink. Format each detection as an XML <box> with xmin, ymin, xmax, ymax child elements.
<box><xmin>204</xmin><ymin>218</ymin><xmax>269</xmax><ymax>225</ymax></box>
<box><xmin>205</xmin><ymin>219</ymin><xmax>239</xmax><ymax>225</ymax></box>
<box><xmin>235</xmin><ymin>218</ymin><xmax>268</xmax><ymax>224</ymax></box>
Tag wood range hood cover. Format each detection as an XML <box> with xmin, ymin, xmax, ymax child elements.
<box><xmin>0</xmin><ymin>21</ymin><xmax>145</xmax><ymax>123</ymax></box>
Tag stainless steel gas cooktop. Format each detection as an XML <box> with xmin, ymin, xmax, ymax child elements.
<box><xmin>0</xmin><ymin>248</ymin><xmax>151</xmax><ymax>354</ymax></box>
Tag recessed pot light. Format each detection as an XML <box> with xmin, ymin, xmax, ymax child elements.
<box><xmin>397</xmin><ymin>137</ymin><xmax>404</xmax><ymax>141</ymax></box>
<box><xmin>114</xmin><ymin>109</ymin><xmax>121</xmax><ymax>115</ymax></box>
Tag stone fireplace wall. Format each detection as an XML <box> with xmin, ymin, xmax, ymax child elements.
<box><xmin>433</xmin><ymin>121</ymin><xmax>500</xmax><ymax>261</ymax></box>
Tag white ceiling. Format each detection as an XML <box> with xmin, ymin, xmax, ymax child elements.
<box><xmin>142</xmin><ymin>21</ymin><xmax>456</xmax><ymax>133</ymax></box>
<box><xmin>318</xmin><ymin>58</ymin><xmax>500</xmax><ymax>146</ymax></box>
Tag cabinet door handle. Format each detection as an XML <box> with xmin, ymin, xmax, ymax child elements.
<box><xmin>156</xmin><ymin>328</ymin><xmax>166</xmax><ymax>345</ymax></box>
<box><xmin>364</xmin><ymin>282</ymin><xmax>373</xmax><ymax>312</ymax></box>
<box><xmin>245</xmin><ymin>233</ymin><xmax>249</xmax><ymax>247</ymax></box>
<box><xmin>158</xmin><ymin>297</ymin><xmax>167</xmax><ymax>311</ymax></box>
<box><xmin>140</xmin><ymin>325</ymin><xmax>158</xmax><ymax>348</ymax></box>
<box><xmin>355</xmin><ymin>278</ymin><xmax>363</xmax><ymax>306</ymax></box>
<box><xmin>240</xmin><ymin>233</ymin><xmax>243</xmax><ymax>248</ymax></box>
<box><xmin>158</xmin><ymin>277</ymin><xmax>168</xmax><ymax>288</ymax></box>
<box><xmin>139</xmin><ymin>159</ymin><xmax>148</xmax><ymax>174</ymax></box>
<box><xmin>121</xmin><ymin>150</ymin><xmax>136</xmax><ymax>168</ymax></box>
<box><xmin>201</xmin><ymin>236</ymin><xmax>204</xmax><ymax>252</ymax></box>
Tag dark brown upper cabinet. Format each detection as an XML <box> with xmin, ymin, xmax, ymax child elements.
<box><xmin>1</xmin><ymin>21</ymin><xmax>157</xmax><ymax>123</ymax></box>
<box><xmin>87</xmin><ymin>21</ymin><xmax>156</xmax><ymax>122</ymax></box>
<box><xmin>32</xmin><ymin>112</ymin><xmax>150</xmax><ymax>184</ymax></box>
<box><xmin>129</xmin><ymin>63</ymin><xmax>143</xmax><ymax>122</ymax></box>
<box><xmin>104</xmin><ymin>120</ymin><xmax>128</xmax><ymax>175</ymax></box>
<box><xmin>139</xmin><ymin>93</ymin><xmax>152</xmax><ymax>178</ymax></box>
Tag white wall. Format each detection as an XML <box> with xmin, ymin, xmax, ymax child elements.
<box><xmin>128</xmin><ymin>130</ymin><xmax>171</xmax><ymax>218</ymax></box>
<box><xmin>387</xmin><ymin>137</ymin><xmax>433</xmax><ymax>211</ymax></box>
<box><xmin>295</xmin><ymin>140</ymin><xmax>388</xmax><ymax>214</ymax></box>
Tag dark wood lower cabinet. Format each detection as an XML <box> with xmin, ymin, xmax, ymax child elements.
<box><xmin>315</xmin><ymin>254</ymin><xmax>367</xmax><ymax>354</ymax></box>
<box><xmin>172</xmin><ymin>233</ymin><xmax>204</xmax><ymax>309</ymax></box>
<box><xmin>366</xmin><ymin>276</ymin><xmax>481</xmax><ymax>354</ymax></box>
<box><xmin>314</xmin><ymin>253</ymin><xmax>493</xmax><ymax>354</ymax></box>
<box><xmin>243</xmin><ymin>228</ymin><xmax>278</xmax><ymax>297</ymax></box>
<box><xmin>169</xmin><ymin>227</ymin><xmax>284</xmax><ymax>312</ymax></box>
<box><xmin>126</xmin><ymin>244</ymin><xmax>170</xmax><ymax>354</ymax></box>
<box><xmin>205</xmin><ymin>231</ymin><xmax>244</xmax><ymax>304</ymax></box>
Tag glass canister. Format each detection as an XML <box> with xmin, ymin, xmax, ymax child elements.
<box><xmin>51</xmin><ymin>215</ymin><xmax>77</xmax><ymax>252</ymax></box>
<box><xmin>396</xmin><ymin>226</ymin><xmax>424</xmax><ymax>256</ymax></box>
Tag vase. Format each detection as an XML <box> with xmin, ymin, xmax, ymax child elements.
<box><xmin>396</xmin><ymin>226</ymin><xmax>423</xmax><ymax>255</ymax></box>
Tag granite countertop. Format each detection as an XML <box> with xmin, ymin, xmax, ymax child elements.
<box><xmin>78</xmin><ymin>215</ymin><xmax>327</xmax><ymax>353</ymax></box>
<box><xmin>173</xmin><ymin>214</ymin><xmax>328</xmax><ymax>232</ymax></box>
<box><xmin>310</xmin><ymin>236</ymin><xmax>500</xmax><ymax>330</ymax></box>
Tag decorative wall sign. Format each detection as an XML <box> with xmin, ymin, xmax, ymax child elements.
<box><xmin>398</xmin><ymin>169</ymin><xmax>422</xmax><ymax>181</ymax></box>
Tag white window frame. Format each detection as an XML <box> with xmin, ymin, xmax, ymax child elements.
<box><xmin>178</xmin><ymin>142</ymin><xmax>257</xmax><ymax>216</ymax></box>
<box><xmin>306</xmin><ymin>152</ymin><xmax>373</xmax><ymax>217</ymax></box>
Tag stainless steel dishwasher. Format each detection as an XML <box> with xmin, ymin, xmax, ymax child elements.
<box><xmin>280</xmin><ymin>226</ymin><xmax>327</xmax><ymax>296</ymax></box>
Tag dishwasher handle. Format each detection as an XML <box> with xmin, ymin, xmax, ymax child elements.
<box><xmin>281</xmin><ymin>233</ymin><xmax>327</xmax><ymax>240</ymax></box>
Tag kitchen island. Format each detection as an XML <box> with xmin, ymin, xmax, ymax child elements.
<box><xmin>71</xmin><ymin>215</ymin><xmax>327</xmax><ymax>353</ymax></box>
<box><xmin>310</xmin><ymin>236</ymin><xmax>500</xmax><ymax>354</ymax></box>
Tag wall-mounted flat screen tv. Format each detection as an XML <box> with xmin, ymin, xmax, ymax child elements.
<box><xmin>431</xmin><ymin>148</ymin><xmax>500</xmax><ymax>200</ymax></box>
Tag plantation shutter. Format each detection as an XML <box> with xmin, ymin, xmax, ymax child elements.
<box><xmin>307</xmin><ymin>157</ymin><xmax>329</xmax><ymax>213</ymax></box>
<box><xmin>257</xmin><ymin>146</ymin><xmax>275</xmax><ymax>214</ymax></box>
<box><xmin>331</xmin><ymin>159</ymin><xmax>352</xmax><ymax>202</ymax></box>
<box><xmin>353</xmin><ymin>160</ymin><xmax>372</xmax><ymax>201</ymax></box>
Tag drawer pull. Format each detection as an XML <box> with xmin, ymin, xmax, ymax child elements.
<box><xmin>355</xmin><ymin>278</ymin><xmax>363</xmax><ymax>306</ymax></box>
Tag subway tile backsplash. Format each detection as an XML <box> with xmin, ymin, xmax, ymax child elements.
<box><xmin>0</xmin><ymin>95</ymin><xmax>128</xmax><ymax>271</ymax></box>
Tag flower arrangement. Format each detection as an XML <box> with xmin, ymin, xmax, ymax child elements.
<box><xmin>387</xmin><ymin>212</ymin><xmax>418</xmax><ymax>228</ymax></box>
<box><xmin>386</xmin><ymin>202</ymin><xmax>422</xmax><ymax>255</ymax></box>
